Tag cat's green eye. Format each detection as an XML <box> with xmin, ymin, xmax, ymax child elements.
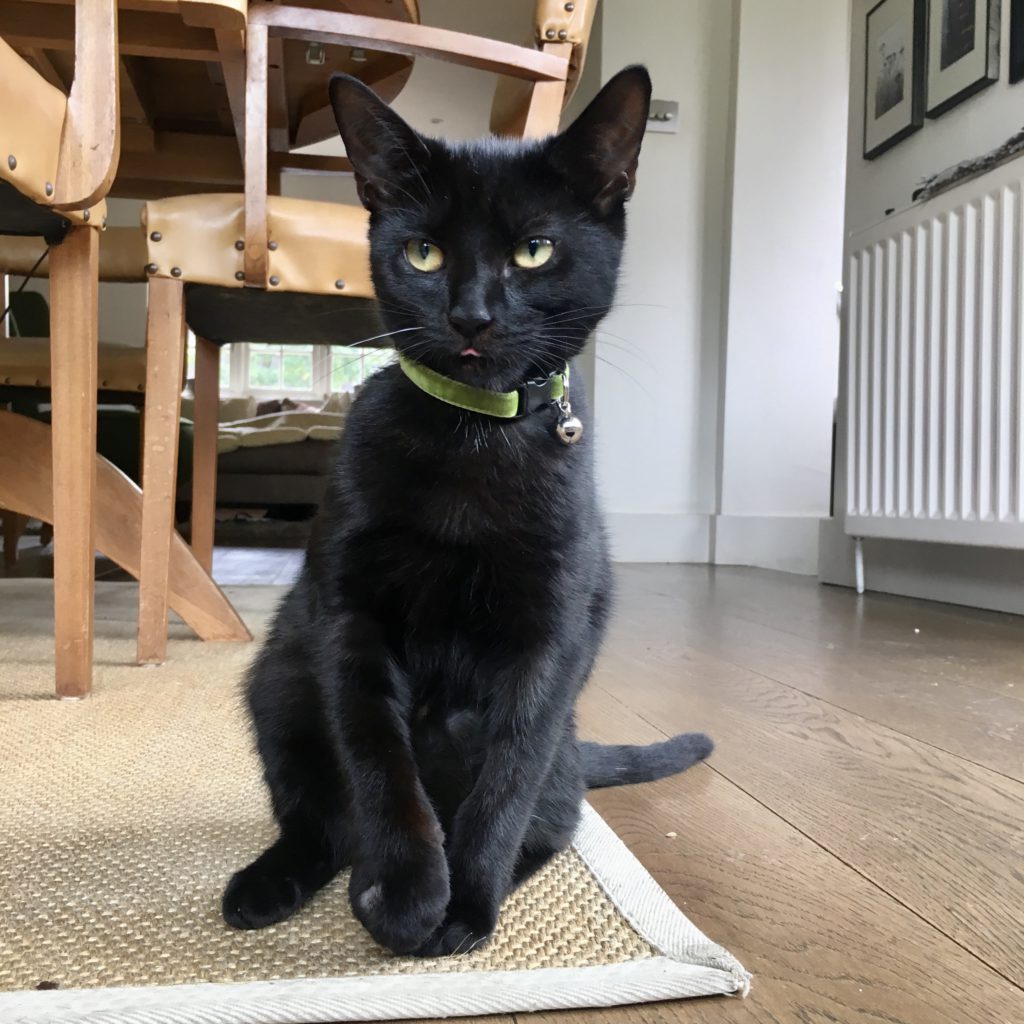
<box><xmin>405</xmin><ymin>239</ymin><xmax>444</xmax><ymax>272</ymax></box>
<box><xmin>512</xmin><ymin>237</ymin><xmax>554</xmax><ymax>269</ymax></box>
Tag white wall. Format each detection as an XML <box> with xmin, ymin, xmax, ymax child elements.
<box><xmin>819</xmin><ymin>0</ymin><xmax>1024</xmax><ymax>613</ymax></box>
<box><xmin>22</xmin><ymin>198</ymin><xmax>145</xmax><ymax>348</ymax></box>
<box><xmin>846</xmin><ymin>0</ymin><xmax>1023</xmax><ymax>234</ymax></box>
<box><xmin>595</xmin><ymin>0</ymin><xmax>849</xmax><ymax>568</ymax></box>
<box><xmin>714</xmin><ymin>0</ymin><xmax>849</xmax><ymax>574</ymax></box>
<box><xmin>597</xmin><ymin>0</ymin><xmax>738</xmax><ymax>562</ymax></box>
<box><xmin>98</xmin><ymin>199</ymin><xmax>147</xmax><ymax>347</ymax></box>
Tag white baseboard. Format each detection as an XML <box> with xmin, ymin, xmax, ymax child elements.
<box><xmin>818</xmin><ymin>517</ymin><xmax>1024</xmax><ymax>616</ymax></box>
<box><xmin>606</xmin><ymin>513</ymin><xmax>821</xmax><ymax>570</ymax></box>
<box><xmin>712</xmin><ymin>515</ymin><xmax>820</xmax><ymax>575</ymax></box>
<box><xmin>606</xmin><ymin>513</ymin><xmax>710</xmax><ymax>563</ymax></box>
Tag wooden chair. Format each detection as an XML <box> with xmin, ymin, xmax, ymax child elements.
<box><xmin>0</xmin><ymin>7</ymin><xmax>250</xmax><ymax>696</ymax></box>
<box><xmin>0</xmin><ymin>230</ymin><xmax>146</xmax><ymax>573</ymax></box>
<box><xmin>135</xmin><ymin>0</ymin><xmax>598</xmax><ymax>666</ymax></box>
<box><xmin>0</xmin><ymin>4</ymin><xmax>117</xmax><ymax>696</ymax></box>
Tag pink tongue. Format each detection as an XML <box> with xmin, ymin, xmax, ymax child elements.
<box><xmin>461</xmin><ymin>347</ymin><xmax>482</xmax><ymax>357</ymax></box>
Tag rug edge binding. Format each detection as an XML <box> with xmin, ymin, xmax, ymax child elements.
<box><xmin>573</xmin><ymin>801</ymin><xmax>751</xmax><ymax>994</ymax></box>
<box><xmin>0</xmin><ymin>959</ymin><xmax>741</xmax><ymax>1024</ymax></box>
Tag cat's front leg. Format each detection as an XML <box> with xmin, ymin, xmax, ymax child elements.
<box><xmin>328</xmin><ymin>610</ymin><xmax>450</xmax><ymax>954</ymax></box>
<box><xmin>415</xmin><ymin>654</ymin><xmax>573</xmax><ymax>957</ymax></box>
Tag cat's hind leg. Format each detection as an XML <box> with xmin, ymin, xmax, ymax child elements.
<box><xmin>223</xmin><ymin>636</ymin><xmax>351</xmax><ymax>930</ymax></box>
<box><xmin>510</xmin><ymin>749</ymin><xmax>584</xmax><ymax>890</ymax></box>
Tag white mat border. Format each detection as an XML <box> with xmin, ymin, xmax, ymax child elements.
<box><xmin>1</xmin><ymin>803</ymin><xmax>750</xmax><ymax>1024</ymax></box>
<box><xmin>573</xmin><ymin>802</ymin><xmax>751</xmax><ymax>985</ymax></box>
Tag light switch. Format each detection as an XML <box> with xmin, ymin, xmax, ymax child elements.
<box><xmin>646</xmin><ymin>100</ymin><xmax>679</xmax><ymax>134</ymax></box>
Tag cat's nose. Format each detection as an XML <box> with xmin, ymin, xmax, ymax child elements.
<box><xmin>448</xmin><ymin>309</ymin><xmax>493</xmax><ymax>340</ymax></box>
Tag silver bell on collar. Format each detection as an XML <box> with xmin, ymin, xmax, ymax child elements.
<box><xmin>556</xmin><ymin>413</ymin><xmax>584</xmax><ymax>444</ymax></box>
<box><xmin>555</xmin><ymin>377</ymin><xmax>583</xmax><ymax>445</ymax></box>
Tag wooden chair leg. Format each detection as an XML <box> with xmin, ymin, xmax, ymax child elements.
<box><xmin>0</xmin><ymin>410</ymin><xmax>251</xmax><ymax>646</ymax></box>
<box><xmin>191</xmin><ymin>336</ymin><xmax>219</xmax><ymax>575</ymax></box>
<box><xmin>137</xmin><ymin>396</ymin><xmax>146</xmax><ymax>485</ymax></box>
<box><xmin>2</xmin><ymin>510</ymin><xmax>27</xmax><ymax>570</ymax></box>
<box><xmin>137</xmin><ymin>277</ymin><xmax>187</xmax><ymax>665</ymax></box>
<box><xmin>48</xmin><ymin>226</ymin><xmax>99</xmax><ymax>699</ymax></box>
<box><xmin>522</xmin><ymin>42</ymin><xmax>572</xmax><ymax>137</ymax></box>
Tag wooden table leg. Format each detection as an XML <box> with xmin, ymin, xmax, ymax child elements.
<box><xmin>190</xmin><ymin>336</ymin><xmax>219</xmax><ymax>574</ymax></box>
<box><xmin>48</xmin><ymin>225</ymin><xmax>100</xmax><ymax>699</ymax></box>
<box><xmin>137</xmin><ymin>277</ymin><xmax>187</xmax><ymax>665</ymax></box>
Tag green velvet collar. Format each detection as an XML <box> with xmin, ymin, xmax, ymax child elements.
<box><xmin>398</xmin><ymin>354</ymin><xmax>567</xmax><ymax>419</ymax></box>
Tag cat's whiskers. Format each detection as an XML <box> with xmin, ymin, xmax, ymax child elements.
<box><xmin>532</xmin><ymin>327</ymin><xmax>649</xmax><ymax>363</ymax></box>
<box><xmin>306</xmin><ymin>299</ymin><xmax>418</xmax><ymax>320</ymax></box>
<box><xmin>540</xmin><ymin>301</ymin><xmax>672</xmax><ymax>324</ymax></box>
<box><xmin>539</xmin><ymin>306</ymin><xmax>610</xmax><ymax>325</ymax></box>
<box><xmin>592</xmin><ymin>354</ymin><xmax>651</xmax><ymax>399</ymax></box>
<box><xmin>497</xmin><ymin>424</ymin><xmax>515</xmax><ymax>457</ymax></box>
<box><xmin>379</xmin><ymin>174</ymin><xmax>430</xmax><ymax>212</ymax></box>
<box><xmin>397</xmin><ymin>336</ymin><xmax>444</xmax><ymax>360</ymax></box>
<box><xmin>520</xmin><ymin>334</ymin><xmax>583</xmax><ymax>360</ymax></box>
<box><xmin>523</xmin><ymin>333</ymin><xmax>652</xmax><ymax>399</ymax></box>
<box><xmin>299</xmin><ymin>326</ymin><xmax>422</xmax><ymax>393</ymax></box>
<box><xmin>536</xmin><ymin>319</ymin><xmax>647</xmax><ymax>356</ymax></box>
<box><xmin>593</xmin><ymin>335</ymin><xmax>657</xmax><ymax>372</ymax></box>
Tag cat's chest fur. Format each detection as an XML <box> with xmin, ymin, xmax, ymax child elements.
<box><xmin>340</xmin><ymin>367</ymin><xmax>590</xmax><ymax>544</ymax></box>
<box><xmin>313</xmin><ymin>367</ymin><xmax>603</xmax><ymax>701</ymax></box>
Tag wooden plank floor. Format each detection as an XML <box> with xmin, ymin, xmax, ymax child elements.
<box><xmin>6</xmin><ymin>543</ymin><xmax>1024</xmax><ymax>1022</ymax></box>
<box><xmin>558</xmin><ymin>565</ymin><xmax>1024</xmax><ymax>1024</ymax></box>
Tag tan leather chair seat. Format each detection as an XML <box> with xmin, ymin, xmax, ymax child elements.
<box><xmin>0</xmin><ymin>228</ymin><xmax>147</xmax><ymax>282</ymax></box>
<box><xmin>0</xmin><ymin>338</ymin><xmax>147</xmax><ymax>393</ymax></box>
<box><xmin>490</xmin><ymin>0</ymin><xmax>597</xmax><ymax>137</ymax></box>
<box><xmin>0</xmin><ymin>38</ymin><xmax>106</xmax><ymax>226</ymax></box>
<box><xmin>142</xmin><ymin>194</ymin><xmax>374</xmax><ymax>298</ymax></box>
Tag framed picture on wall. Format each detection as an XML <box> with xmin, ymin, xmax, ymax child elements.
<box><xmin>925</xmin><ymin>0</ymin><xmax>1001</xmax><ymax>116</ymax></box>
<box><xmin>864</xmin><ymin>0</ymin><xmax>926</xmax><ymax>159</ymax></box>
<box><xmin>1010</xmin><ymin>0</ymin><xmax>1024</xmax><ymax>83</ymax></box>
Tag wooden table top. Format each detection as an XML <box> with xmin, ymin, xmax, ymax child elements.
<box><xmin>0</xmin><ymin>0</ymin><xmax>418</xmax><ymax>199</ymax></box>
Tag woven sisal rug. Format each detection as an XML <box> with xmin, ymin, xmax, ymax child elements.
<box><xmin>0</xmin><ymin>581</ymin><xmax>749</xmax><ymax>1023</ymax></box>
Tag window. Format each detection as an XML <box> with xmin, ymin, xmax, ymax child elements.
<box><xmin>185</xmin><ymin>337</ymin><xmax>232</xmax><ymax>391</ymax></box>
<box><xmin>329</xmin><ymin>346</ymin><xmax>394</xmax><ymax>392</ymax></box>
<box><xmin>184</xmin><ymin>336</ymin><xmax>392</xmax><ymax>398</ymax></box>
<box><xmin>248</xmin><ymin>343</ymin><xmax>316</xmax><ymax>392</ymax></box>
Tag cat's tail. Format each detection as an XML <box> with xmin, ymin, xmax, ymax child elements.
<box><xmin>581</xmin><ymin>734</ymin><xmax>714</xmax><ymax>789</ymax></box>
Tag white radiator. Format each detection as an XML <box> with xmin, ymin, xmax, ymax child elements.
<box><xmin>844</xmin><ymin>157</ymin><xmax>1024</xmax><ymax>549</ymax></box>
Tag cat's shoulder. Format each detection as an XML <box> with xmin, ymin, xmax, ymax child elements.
<box><xmin>344</xmin><ymin>362</ymin><xmax>404</xmax><ymax>421</ymax></box>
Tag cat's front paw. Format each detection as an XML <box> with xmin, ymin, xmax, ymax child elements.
<box><xmin>223</xmin><ymin>858</ymin><xmax>304</xmax><ymax>930</ymax></box>
<box><xmin>413</xmin><ymin>884</ymin><xmax>499</xmax><ymax>958</ymax></box>
<box><xmin>413</xmin><ymin>915</ymin><xmax>494</xmax><ymax>958</ymax></box>
<box><xmin>349</xmin><ymin>848</ymin><xmax>450</xmax><ymax>954</ymax></box>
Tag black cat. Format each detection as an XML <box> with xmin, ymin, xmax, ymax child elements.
<box><xmin>222</xmin><ymin>66</ymin><xmax>712</xmax><ymax>958</ymax></box>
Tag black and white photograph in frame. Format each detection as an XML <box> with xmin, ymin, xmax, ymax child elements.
<box><xmin>926</xmin><ymin>0</ymin><xmax>1001</xmax><ymax>115</ymax></box>
<box><xmin>1010</xmin><ymin>0</ymin><xmax>1024</xmax><ymax>83</ymax></box>
<box><xmin>864</xmin><ymin>0</ymin><xmax>926</xmax><ymax>159</ymax></box>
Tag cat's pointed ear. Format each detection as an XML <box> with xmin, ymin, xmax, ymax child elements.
<box><xmin>550</xmin><ymin>65</ymin><xmax>652</xmax><ymax>215</ymax></box>
<box><xmin>329</xmin><ymin>74</ymin><xmax>428</xmax><ymax>211</ymax></box>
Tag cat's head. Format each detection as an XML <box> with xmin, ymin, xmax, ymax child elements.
<box><xmin>329</xmin><ymin>66</ymin><xmax>651</xmax><ymax>390</ymax></box>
